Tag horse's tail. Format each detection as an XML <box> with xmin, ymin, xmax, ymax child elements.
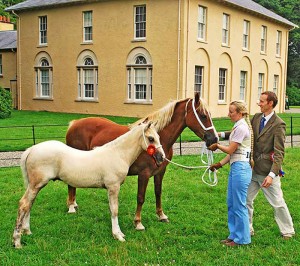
<box><xmin>20</xmin><ymin>147</ymin><xmax>32</xmax><ymax>188</ymax></box>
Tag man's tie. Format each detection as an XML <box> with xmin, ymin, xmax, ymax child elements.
<box><xmin>259</xmin><ymin>116</ymin><xmax>266</xmax><ymax>133</ymax></box>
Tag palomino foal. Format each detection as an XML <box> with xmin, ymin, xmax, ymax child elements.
<box><xmin>13</xmin><ymin>122</ymin><xmax>164</xmax><ymax>248</ymax></box>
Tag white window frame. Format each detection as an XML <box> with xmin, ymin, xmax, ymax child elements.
<box><xmin>35</xmin><ymin>58</ymin><xmax>52</xmax><ymax>98</ymax></box>
<box><xmin>83</xmin><ymin>11</ymin><xmax>93</xmax><ymax>42</ymax></box>
<box><xmin>218</xmin><ymin>68</ymin><xmax>227</xmax><ymax>102</ymax></box>
<box><xmin>194</xmin><ymin>66</ymin><xmax>203</xmax><ymax>97</ymax></box>
<box><xmin>258</xmin><ymin>73</ymin><xmax>264</xmax><ymax>100</ymax></box>
<box><xmin>77</xmin><ymin>57</ymin><xmax>98</xmax><ymax>101</ymax></box>
<box><xmin>273</xmin><ymin>75</ymin><xmax>279</xmax><ymax>95</ymax></box>
<box><xmin>39</xmin><ymin>16</ymin><xmax>47</xmax><ymax>45</ymax></box>
<box><xmin>127</xmin><ymin>56</ymin><xmax>152</xmax><ymax>102</ymax></box>
<box><xmin>276</xmin><ymin>30</ymin><xmax>282</xmax><ymax>56</ymax></box>
<box><xmin>222</xmin><ymin>13</ymin><xmax>230</xmax><ymax>46</ymax></box>
<box><xmin>134</xmin><ymin>5</ymin><xmax>146</xmax><ymax>40</ymax></box>
<box><xmin>243</xmin><ymin>20</ymin><xmax>250</xmax><ymax>50</ymax></box>
<box><xmin>240</xmin><ymin>71</ymin><xmax>247</xmax><ymax>101</ymax></box>
<box><xmin>261</xmin><ymin>26</ymin><xmax>267</xmax><ymax>53</ymax></box>
<box><xmin>198</xmin><ymin>6</ymin><xmax>207</xmax><ymax>41</ymax></box>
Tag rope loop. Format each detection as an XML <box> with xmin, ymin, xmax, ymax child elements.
<box><xmin>165</xmin><ymin>144</ymin><xmax>218</xmax><ymax>186</ymax></box>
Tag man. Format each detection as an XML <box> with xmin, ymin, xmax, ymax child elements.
<box><xmin>247</xmin><ymin>91</ymin><xmax>295</xmax><ymax>239</ymax></box>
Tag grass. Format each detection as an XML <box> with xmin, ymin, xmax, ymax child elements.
<box><xmin>0</xmin><ymin>150</ymin><xmax>299</xmax><ymax>265</ymax></box>
<box><xmin>0</xmin><ymin>109</ymin><xmax>300</xmax><ymax>151</ymax></box>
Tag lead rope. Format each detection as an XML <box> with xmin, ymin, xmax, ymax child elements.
<box><xmin>164</xmin><ymin>143</ymin><xmax>218</xmax><ymax>187</ymax></box>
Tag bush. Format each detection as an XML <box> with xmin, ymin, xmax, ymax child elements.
<box><xmin>0</xmin><ymin>87</ymin><xmax>12</xmax><ymax>119</ymax></box>
<box><xmin>286</xmin><ymin>85</ymin><xmax>300</xmax><ymax>106</ymax></box>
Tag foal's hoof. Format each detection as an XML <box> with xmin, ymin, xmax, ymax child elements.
<box><xmin>113</xmin><ymin>233</ymin><xmax>126</xmax><ymax>242</ymax></box>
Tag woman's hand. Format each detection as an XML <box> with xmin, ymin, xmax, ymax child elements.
<box><xmin>209</xmin><ymin>162</ymin><xmax>222</xmax><ymax>171</ymax></box>
<box><xmin>208</xmin><ymin>143</ymin><xmax>218</xmax><ymax>151</ymax></box>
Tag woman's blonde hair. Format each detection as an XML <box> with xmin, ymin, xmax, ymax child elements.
<box><xmin>230</xmin><ymin>101</ymin><xmax>254</xmax><ymax>168</ymax></box>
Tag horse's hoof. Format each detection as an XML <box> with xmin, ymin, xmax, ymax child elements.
<box><xmin>160</xmin><ymin>218</ymin><xmax>169</xmax><ymax>223</ymax></box>
<box><xmin>113</xmin><ymin>234</ymin><xmax>126</xmax><ymax>242</ymax></box>
<box><xmin>23</xmin><ymin>229</ymin><xmax>32</xmax><ymax>235</ymax></box>
<box><xmin>135</xmin><ymin>223</ymin><xmax>145</xmax><ymax>231</ymax></box>
<box><xmin>68</xmin><ymin>207</ymin><xmax>77</xmax><ymax>214</ymax></box>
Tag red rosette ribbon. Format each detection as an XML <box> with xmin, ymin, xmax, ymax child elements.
<box><xmin>147</xmin><ymin>144</ymin><xmax>156</xmax><ymax>156</ymax></box>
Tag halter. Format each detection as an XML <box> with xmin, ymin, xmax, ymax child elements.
<box><xmin>191</xmin><ymin>99</ymin><xmax>219</xmax><ymax>139</ymax></box>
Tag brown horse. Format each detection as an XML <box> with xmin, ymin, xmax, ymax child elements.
<box><xmin>66</xmin><ymin>93</ymin><xmax>218</xmax><ymax>230</ymax></box>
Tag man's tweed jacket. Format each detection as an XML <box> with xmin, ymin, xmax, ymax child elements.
<box><xmin>251</xmin><ymin>112</ymin><xmax>286</xmax><ymax>176</ymax></box>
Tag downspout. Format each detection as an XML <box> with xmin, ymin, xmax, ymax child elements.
<box><xmin>184</xmin><ymin>0</ymin><xmax>190</xmax><ymax>98</ymax></box>
<box><xmin>12</xmin><ymin>10</ymin><xmax>21</xmax><ymax>110</ymax></box>
<box><xmin>176</xmin><ymin>0</ymin><xmax>181</xmax><ymax>100</ymax></box>
<box><xmin>282</xmin><ymin>29</ymin><xmax>290</xmax><ymax>112</ymax></box>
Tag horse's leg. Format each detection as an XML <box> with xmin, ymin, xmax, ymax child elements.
<box><xmin>67</xmin><ymin>185</ymin><xmax>78</xmax><ymax>213</ymax></box>
<box><xmin>134</xmin><ymin>172</ymin><xmax>150</xmax><ymax>231</ymax></box>
<box><xmin>107</xmin><ymin>184</ymin><xmax>125</xmax><ymax>242</ymax></box>
<box><xmin>154</xmin><ymin>169</ymin><xmax>169</xmax><ymax>223</ymax></box>
<box><xmin>13</xmin><ymin>186</ymin><xmax>41</xmax><ymax>248</ymax></box>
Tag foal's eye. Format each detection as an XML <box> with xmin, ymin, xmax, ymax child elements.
<box><xmin>148</xmin><ymin>136</ymin><xmax>154</xmax><ymax>142</ymax></box>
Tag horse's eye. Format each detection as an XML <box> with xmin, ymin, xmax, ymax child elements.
<box><xmin>148</xmin><ymin>136</ymin><xmax>154</xmax><ymax>143</ymax></box>
<box><xmin>200</xmin><ymin>114</ymin><xmax>207</xmax><ymax>119</ymax></box>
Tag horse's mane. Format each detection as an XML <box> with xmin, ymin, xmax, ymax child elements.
<box><xmin>129</xmin><ymin>97</ymin><xmax>208</xmax><ymax>132</ymax></box>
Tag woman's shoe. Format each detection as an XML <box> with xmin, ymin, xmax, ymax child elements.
<box><xmin>220</xmin><ymin>238</ymin><xmax>233</xmax><ymax>244</ymax></box>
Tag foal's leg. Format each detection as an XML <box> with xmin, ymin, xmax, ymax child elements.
<box><xmin>13</xmin><ymin>186</ymin><xmax>40</xmax><ymax>248</ymax></box>
<box><xmin>154</xmin><ymin>170</ymin><xmax>169</xmax><ymax>222</ymax></box>
<box><xmin>107</xmin><ymin>184</ymin><xmax>125</xmax><ymax>242</ymax></box>
<box><xmin>134</xmin><ymin>172</ymin><xmax>150</xmax><ymax>231</ymax></box>
<box><xmin>67</xmin><ymin>185</ymin><xmax>78</xmax><ymax>213</ymax></box>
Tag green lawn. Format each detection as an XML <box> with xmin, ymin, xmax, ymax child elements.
<box><xmin>0</xmin><ymin>150</ymin><xmax>299</xmax><ymax>265</ymax></box>
<box><xmin>0</xmin><ymin>109</ymin><xmax>300</xmax><ymax>151</ymax></box>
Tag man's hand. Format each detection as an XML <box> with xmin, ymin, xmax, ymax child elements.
<box><xmin>262</xmin><ymin>176</ymin><xmax>273</xmax><ymax>188</ymax></box>
<box><xmin>209</xmin><ymin>162</ymin><xmax>222</xmax><ymax>171</ymax></box>
<box><xmin>208</xmin><ymin>143</ymin><xmax>218</xmax><ymax>151</ymax></box>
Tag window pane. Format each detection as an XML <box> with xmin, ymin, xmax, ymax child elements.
<box><xmin>83</xmin><ymin>11</ymin><xmax>93</xmax><ymax>41</ymax></box>
<box><xmin>195</xmin><ymin>66</ymin><xmax>203</xmax><ymax>96</ymax></box>
<box><xmin>135</xmin><ymin>6</ymin><xmax>146</xmax><ymax>38</ymax></box>
<box><xmin>84</xmin><ymin>69</ymin><xmax>94</xmax><ymax>98</ymax></box>
<box><xmin>135</xmin><ymin>68</ymin><xmax>147</xmax><ymax>100</ymax></box>
<box><xmin>218</xmin><ymin>69</ymin><xmax>226</xmax><ymax>101</ymax></box>
<box><xmin>39</xmin><ymin>16</ymin><xmax>47</xmax><ymax>44</ymax></box>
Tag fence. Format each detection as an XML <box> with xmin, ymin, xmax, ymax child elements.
<box><xmin>0</xmin><ymin>117</ymin><xmax>300</xmax><ymax>153</ymax></box>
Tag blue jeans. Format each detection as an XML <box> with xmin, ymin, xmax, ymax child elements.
<box><xmin>227</xmin><ymin>161</ymin><xmax>251</xmax><ymax>244</ymax></box>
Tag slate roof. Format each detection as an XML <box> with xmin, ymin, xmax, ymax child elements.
<box><xmin>0</xmin><ymin>31</ymin><xmax>17</xmax><ymax>50</ymax></box>
<box><xmin>5</xmin><ymin>0</ymin><xmax>298</xmax><ymax>28</ymax></box>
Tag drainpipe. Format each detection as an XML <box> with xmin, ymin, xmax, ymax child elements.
<box><xmin>184</xmin><ymin>0</ymin><xmax>190</xmax><ymax>98</ymax></box>
<box><xmin>12</xmin><ymin>10</ymin><xmax>21</xmax><ymax>110</ymax></box>
<box><xmin>176</xmin><ymin>0</ymin><xmax>181</xmax><ymax>100</ymax></box>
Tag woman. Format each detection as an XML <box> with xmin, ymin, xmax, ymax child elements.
<box><xmin>208</xmin><ymin>101</ymin><xmax>253</xmax><ymax>247</ymax></box>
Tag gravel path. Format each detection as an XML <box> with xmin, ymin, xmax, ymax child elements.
<box><xmin>1</xmin><ymin>135</ymin><xmax>299</xmax><ymax>168</ymax></box>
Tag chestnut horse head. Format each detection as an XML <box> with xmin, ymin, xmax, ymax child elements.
<box><xmin>184</xmin><ymin>93</ymin><xmax>218</xmax><ymax>147</ymax></box>
<box><xmin>130</xmin><ymin>93</ymin><xmax>218</xmax><ymax>147</ymax></box>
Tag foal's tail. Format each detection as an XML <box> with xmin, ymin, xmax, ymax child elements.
<box><xmin>20</xmin><ymin>147</ymin><xmax>32</xmax><ymax>188</ymax></box>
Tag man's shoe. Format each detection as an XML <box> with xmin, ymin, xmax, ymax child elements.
<box><xmin>282</xmin><ymin>235</ymin><xmax>293</xmax><ymax>240</ymax></box>
<box><xmin>220</xmin><ymin>238</ymin><xmax>233</xmax><ymax>244</ymax></box>
<box><xmin>225</xmin><ymin>241</ymin><xmax>240</xmax><ymax>247</ymax></box>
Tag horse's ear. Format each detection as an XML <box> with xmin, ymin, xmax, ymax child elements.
<box><xmin>194</xmin><ymin>92</ymin><xmax>200</xmax><ymax>104</ymax></box>
<box><xmin>138</xmin><ymin>118</ymin><xmax>149</xmax><ymax>126</ymax></box>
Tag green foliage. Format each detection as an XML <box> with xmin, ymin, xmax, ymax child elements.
<box><xmin>287</xmin><ymin>85</ymin><xmax>300</xmax><ymax>106</ymax></box>
<box><xmin>0</xmin><ymin>87</ymin><xmax>12</xmax><ymax>119</ymax></box>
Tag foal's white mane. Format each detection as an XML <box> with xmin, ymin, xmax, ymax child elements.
<box><xmin>129</xmin><ymin>97</ymin><xmax>208</xmax><ymax>132</ymax></box>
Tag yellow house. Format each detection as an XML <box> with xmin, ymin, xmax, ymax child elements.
<box><xmin>6</xmin><ymin>0</ymin><xmax>297</xmax><ymax>117</ymax></box>
<box><xmin>0</xmin><ymin>16</ymin><xmax>17</xmax><ymax>107</ymax></box>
